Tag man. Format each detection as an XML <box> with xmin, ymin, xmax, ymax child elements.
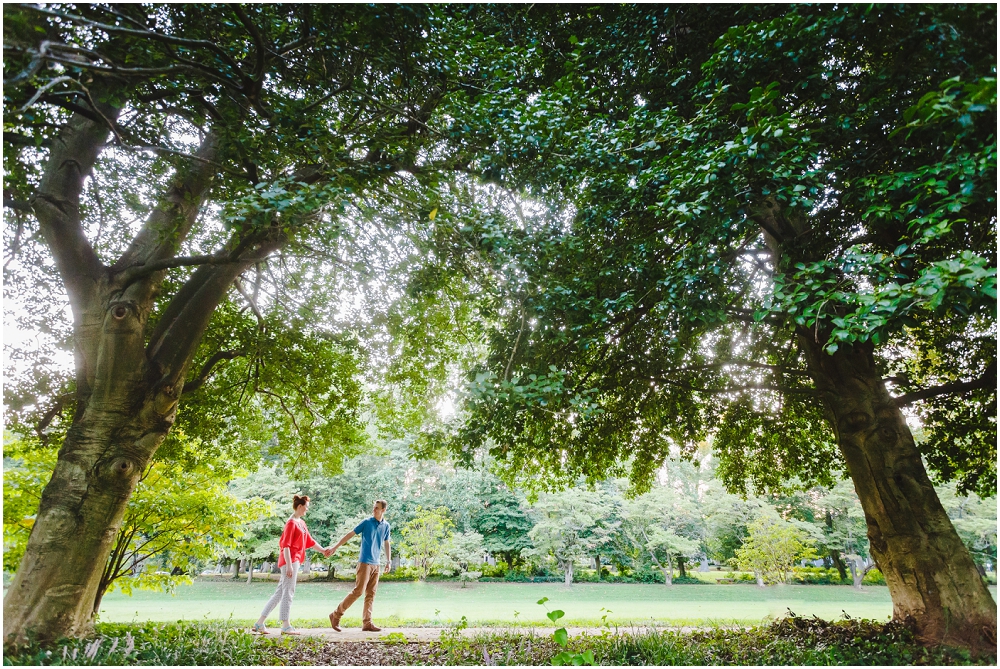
<box><xmin>328</xmin><ymin>499</ymin><xmax>392</xmax><ymax>632</ymax></box>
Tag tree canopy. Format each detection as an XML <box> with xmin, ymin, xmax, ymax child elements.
<box><xmin>2</xmin><ymin>2</ymin><xmax>995</xmax><ymax>652</ymax></box>
<box><xmin>447</xmin><ymin>4</ymin><xmax>996</xmax><ymax>496</ymax></box>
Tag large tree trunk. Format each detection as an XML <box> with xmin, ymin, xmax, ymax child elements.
<box><xmin>755</xmin><ymin>199</ymin><xmax>997</xmax><ymax>651</ymax></box>
<box><xmin>563</xmin><ymin>559</ymin><xmax>574</xmax><ymax>586</ymax></box>
<box><xmin>830</xmin><ymin>549</ymin><xmax>849</xmax><ymax>581</ymax></box>
<box><xmin>801</xmin><ymin>337</ymin><xmax>997</xmax><ymax>651</ymax></box>
<box><xmin>2</xmin><ymin>354</ymin><xmax>174</xmax><ymax>644</ymax></box>
<box><xmin>825</xmin><ymin>510</ymin><xmax>850</xmax><ymax>580</ymax></box>
<box><xmin>847</xmin><ymin>557</ymin><xmax>863</xmax><ymax>589</ymax></box>
<box><xmin>1</xmin><ymin>105</ymin><xmax>273</xmax><ymax>646</ymax></box>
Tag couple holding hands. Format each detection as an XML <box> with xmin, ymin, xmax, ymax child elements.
<box><xmin>252</xmin><ymin>495</ymin><xmax>392</xmax><ymax>635</ymax></box>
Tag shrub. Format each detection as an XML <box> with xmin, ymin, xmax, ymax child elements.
<box><xmin>427</xmin><ymin>615</ymin><xmax>994</xmax><ymax>666</ymax></box>
<box><xmin>862</xmin><ymin>568</ymin><xmax>887</xmax><ymax>585</ymax></box>
<box><xmin>479</xmin><ymin>563</ymin><xmax>508</xmax><ymax>578</ymax></box>
<box><xmin>790</xmin><ymin>567</ymin><xmax>850</xmax><ymax>585</ymax></box>
<box><xmin>381</xmin><ymin>565</ymin><xmax>421</xmax><ymax>581</ymax></box>
<box><xmin>587</xmin><ymin>615</ymin><xmax>991</xmax><ymax>665</ymax></box>
<box><xmin>2</xmin><ymin>621</ymin><xmax>275</xmax><ymax>666</ymax></box>
<box><xmin>571</xmin><ymin>568</ymin><xmax>601</xmax><ymax>583</ymax></box>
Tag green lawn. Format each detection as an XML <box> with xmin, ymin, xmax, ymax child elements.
<box><xmin>94</xmin><ymin>577</ymin><xmax>936</xmax><ymax>627</ymax></box>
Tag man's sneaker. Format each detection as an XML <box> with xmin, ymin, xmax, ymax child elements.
<box><xmin>362</xmin><ymin>624</ymin><xmax>381</xmax><ymax>632</ymax></box>
<box><xmin>329</xmin><ymin>612</ymin><xmax>342</xmax><ymax>632</ymax></box>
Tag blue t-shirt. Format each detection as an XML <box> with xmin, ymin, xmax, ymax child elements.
<box><xmin>354</xmin><ymin>517</ymin><xmax>391</xmax><ymax>565</ymax></box>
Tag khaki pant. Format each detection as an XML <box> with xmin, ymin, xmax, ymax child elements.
<box><xmin>333</xmin><ymin>563</ymin><xmax>381</xmax><ymax>625</ymax></box>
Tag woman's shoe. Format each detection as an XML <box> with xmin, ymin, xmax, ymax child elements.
<box><xmin>251</xmin><ymin>622</ymin><xmax>268</xmax><ymax>634</ymax></box>
<box><xmin>281</xmin><ymin>625</ymin><xmax>301</xmax><ymax>635</ymax></box>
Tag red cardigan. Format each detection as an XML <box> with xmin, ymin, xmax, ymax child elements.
<box><xmin>277</xmin><ymin>518</ymin><xmax>317</xmax><ymax>567</ymax></box>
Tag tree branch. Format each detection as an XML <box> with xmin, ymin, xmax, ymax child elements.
<box><xmin>4</xmin><ymin>195</ymin><xmax>33</xmax><ymax>213</ymax></box>
<box><xmin>233</xmin><ymin>277</ymin><xmax>266</xmax><ymax>327</ymax></box>
<box><xmin>231</xmin><ymin>5</ymin><xmax>269</xmax><ymax>85</ymax></box>
<box><xmin>726</xmin><ymin>309</ymin><xmax>785</xmax><ymax>326</ymax></box>
<box><xmin>118</xmin><ymin>254</ymin><xmax>226</xmax><ymax>284</ymax></box>
<box><xmin>893</xmin><ymin>362</ymin><xmax>996</xmax><ymax>407</ymax></box>
<box><xmin>20</xmin><ymin>5</ymin><xmax>248</xmax><ymax>84</ymax></box>
<box><xmin>32</xmin><ymin>106</ymin><xmax>117</xmax><ymax>311</ymax></box>
<box><xmin>257</xmin><ymin>387</ymin><xmax>301</xmax><ymax>433</ymax></box>
<box><xmin>34</xmin><ymin>392</ymin><xmax>74</xmax><ymax>446</ymax></box>
<box><xmin>146</xmin><ymin>233</ymin><xmax>284</xmax><ymax>392</ymax></box>
<box><xmin>111</xmin><ymin>132</ymin><xmax>219</xmax><ymax>274</ymax></box>
<box><xmin>182</xmin><ymin>350</ymin><xmax>244</xmax><ymax>394</ymax></box>
<box><xmin>651</xmin><ymin>377</ymin><xmax>818</xmax><ymax>395</ymax></box>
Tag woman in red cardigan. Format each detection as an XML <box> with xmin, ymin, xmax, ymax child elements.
<box><xmin>252</xmin><ymin>494</ymin><xmax>332</xmax><ymax>635</ymax></box>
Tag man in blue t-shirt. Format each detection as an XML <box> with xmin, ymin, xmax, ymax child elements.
<box><xmin>328</xmin><ymin>499</ymin><xmax>392</xmax><ymax>632</ymax></box>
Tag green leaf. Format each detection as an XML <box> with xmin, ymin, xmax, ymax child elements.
<box><xmin>553</xmin><ymin>627</ymin><xmax>569</xmax><ymax>647</ymax></box>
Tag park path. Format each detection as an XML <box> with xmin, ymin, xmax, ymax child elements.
<box><xmin>255</xmin><ymin>625</ymin><xmax>702</xmax><ymax>642</ymax></box>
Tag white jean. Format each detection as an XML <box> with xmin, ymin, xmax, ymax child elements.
<box><xmin>259</xmin><ymin>561</ymin><xmax>298</xmax><ymax>622</ymax></box>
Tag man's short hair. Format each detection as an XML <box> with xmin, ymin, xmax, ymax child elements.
<box><xmin>375</xmin><ymin>499</ymin><xmax>388</xmax><ymax>511</ymax></box>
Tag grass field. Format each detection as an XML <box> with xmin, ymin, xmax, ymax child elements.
<box><xmin>94</xmin><ymin>577</ymin><xmax>931</xmax><ymax>627</ymax></box>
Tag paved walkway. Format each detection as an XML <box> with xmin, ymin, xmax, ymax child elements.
<box><xmin>254</xmin><ymin>625</ymin><xmax>696</xmax><ymax>642</ymax></box>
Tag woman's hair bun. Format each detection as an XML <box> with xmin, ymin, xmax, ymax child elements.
<box><xmin>292</xmin><ymin>494</ymin><xmax>310</xmax><ymax>509</ymax></box>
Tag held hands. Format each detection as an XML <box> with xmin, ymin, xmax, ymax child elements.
<box><xmin>322</xmin><ymin>546</ymin><xmax>336</xmax><ymax>558</ymax></box>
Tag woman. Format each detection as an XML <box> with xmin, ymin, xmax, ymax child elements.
<box><xmin>252</xmin><ymin>494</ymin><xmax>331</xmax><ymax>635</ymax></box>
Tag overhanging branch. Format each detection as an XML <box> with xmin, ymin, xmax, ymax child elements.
<box><xmin>119</xmin><ymin>254</ymin><xmax>225</xmax><ymax>284</ymax></box>
<box><xmin>894</xmin><ymin>362</ymin><xmax>996</xmax><ymax>407</ymax></box>
<box><xmin>182</xmin><ymin>349</ymin><xmax>244</xmax><ymax>394</ymax></box>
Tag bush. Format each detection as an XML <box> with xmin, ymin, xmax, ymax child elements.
<box><xmin>571</xmin><ymin>568</ymin><xmax>602</xmax><ymax>583</ymax></box>
<box><xmin>2</xmin><ymin>621</ymin><xmax>275</xmax><ymax>666</ymax></box>
<box><xmin>982</xmin><ymin>572</ymin><xmax>997</xmax><ymax>586</ymax></box>
<box><xmin>426</xmin><ymin>615</ymin><xmax>994</xmax><ymax>666</ymax></box>
<box><xmin>479</xmin><ymin>573</ymin><xmax>565</xmax><ymax>583</ymax></box>
<box><xmin>479</xmin><ymin>563</ymin><xmax>508</xmax><ymax>578</ymax></box>
<box><xmin>381</xmin><ymin>565</ymin><xmax>421</xmax><ymax>581</ymax></box>
<box><xmin>587</xmin><ymin>615</ymin><xmax>992</xmax><ymax>666</ymax></box>
<box><xmin>790</xmin><ymin>567</ymin><xmax>850</xmax><ymax>585</ymax></box>
<box><xmin>862</xmin><ymin>568</ymin><xmax>887</xmax><ymax>585</ymax></box>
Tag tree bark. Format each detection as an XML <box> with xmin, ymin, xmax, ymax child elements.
<box><xmin>825</xmin><ymin>510</ymin><xmax>850</xmax><ymax>581</ymax></box>
<box><xmin>2</xmin><ymin>387</ymin><xmax>174</xmax><ymax>644</ymax></box>
<box><xmin>801</xmin><ymin>337</ymin><xmax>998</xmax><ymax>651</ymax></box>
<box><xmin>677</xmin><ymin>556</ymin><xmax>687</xmax><ymax>579</ymax></box>
<box><xmin>755</xmin><ymin>198</ymin><xmax>997</xmax><ymax>651</ymax></box>
<box><xmin>0</xmin><ymin>101</ymin><xmax>246</xmax><ymax>646</ymax></box>
<box><xmin>847</xmin><ymin>557</ymin><xmax>863</xmax><ymax>589</ymax></box>
<box><xmin>830</xmin><ymin>549</ymin><xmax>849</xmax><ymax>581</ymax></box>
<box><xmin>563</xmin><ymin>560</ymin><xmax>574</xmax><ymax>586</ymax></box>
